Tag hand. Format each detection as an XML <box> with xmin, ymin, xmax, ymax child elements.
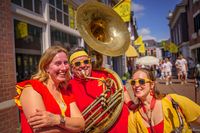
<box><xmin>28</xmin><ymin>109</ymin><xmax>60</xmax><ymax>130</ymax></box>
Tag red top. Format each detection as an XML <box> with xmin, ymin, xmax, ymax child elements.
<box><xmin>68</xmin><ymin>70</ymin><xmax>129</xmax><ymax>133</ymax></box>
<box><xmin>147</xmin><ymin>120</ymin><xmax>164</xmax><ymax>133</ymax></box>
<box><xmin>15</xmin><ymin>80</ymin><xmax>75</xmax><ymax>133</ymax></box>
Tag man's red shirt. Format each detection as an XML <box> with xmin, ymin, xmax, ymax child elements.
<box><xmin>68</xmin><ymin>70</ymin><xmax>129</xmax><ymax>133</ymax></box>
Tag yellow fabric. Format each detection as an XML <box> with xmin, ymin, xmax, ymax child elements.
<box><xmin>69</xmin><ymin>51</ymin><xmax>88</xmax><ymax>63</ymax></box>
<box><xmin>16</xmin><ymin>21</ymin><xmax>28</xmax><ymax>39</ymax></box>
<box><xmin>128</xmin><ymin>94</ymin><xmax>200</xmax><ymax>133</ymax></box>
<box><xmin>138</xmin><ymin>43</ymin><xmax>146</xmax><ymax>54</ymax></box>
<box><xmin>113</xmin><ymin>0</ymin><xmax>131</xmax><ymax>22</ymax></box>
<box><xmin>169</xmin><ymin>42</ymin><xmax>178</xmax><ymax>53</ymax></box>
<box><xmin>125</xmin><ymin>45</ymin><xmax>138</xmax><ymax>57</ymax></box>
<box><xmin>134</xmin><ymin>36</ymin><xmax>143</xmax><ymax>46</ymax></box>
<box><xmin>14</xmin><ymin>84</ymin><xmax>32</xmax><ymax>108</ymax></box>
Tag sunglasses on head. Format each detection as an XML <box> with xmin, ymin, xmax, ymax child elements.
<box><xmin>72</xmin><ymin>59</ymin><xmax>91</xmax><ymax>67</ymax></box>
<box><xmin>129</xmin><ymin>78</ymin><xmax>152</xmax><ymax>86</ymax></box>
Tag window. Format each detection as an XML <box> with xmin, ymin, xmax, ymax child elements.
<box><xmin>34</xmin><ymin>0</ymin><xmax>42</xmax><ymax>14</ymax></box>
<box><xmin>24</xmin><ymin>0</ymin><xmax>33</xmax><ymax>11</ymax></box>
<box><xmin>14</xmin><ymin>19</ymin><xmax>42</xmax><ymax>82</ymax></box>
<box><xmin>194</xmin><ymin>13</ymin><xmax>200</xmax><ymax>33</ymax></box>
<box><xmin>49</xmin><ymin>6</ymin><xmax>56</xmax><ymax>20</ymax></box>
<box><xmin>51</xmin><ymin>27</ymin><xmax>78</xmax><ymax>47</ymax></box>
<box><xmin>11</xmin><ymin>0</ymin><xmax>21</xmax><ymax>6</ymax></box>
<box><xmin>48</xmin><ymin>0</ymin><xmax>75</xmax><ymax>28</ymax></box>
<box><xmin>11</xmin><ymin>0</ymin><xmax>42</xmax><ymax>15</ymax></box>
<box><xmin>14</xmin><ymin>19</ymin><xmax>42</xmax><ymax>50</ymax></box>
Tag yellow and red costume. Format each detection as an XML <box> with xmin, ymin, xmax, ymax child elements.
<box><xmin>14</xmin><ymin>80</ymin><xmax>75</xmax><ymax>133</ymax></box>
<box><xmin>68</xmin><ymin>69</ymin><xmax>129</xmax><ymax>133</ymax></box>
<box><xmin>128</xmin><ymin>94</ymin><xmax>200</xmax><ymax>133</ymax></box>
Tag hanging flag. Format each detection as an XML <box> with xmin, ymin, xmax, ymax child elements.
<box><xmin>134</xmin><ymin>36</ymin><xmax>143</xmax><ymax>46</ymax></box>
<box><xmin>113</xmin><ymin>0</ymin><xmax>131</xmax><ymax>22</ymax></box>
<box><xmin>169</xmin><ymin>42</ymin><xmax>178</xmax><ymax>53</ymax></box>
<box><xmin>69</xmin><ymin>4</ymin><xmax>75</xmax><ymax>28</ymax></box>
<box><xmin>138</xmin><ymin>43</ymin><xmax>146</xmax><ymax>54</ymax></box>
<box><xmin>16</xmin><ymin>21</ymin><xmax>28</xmax><ymax>39</ymax></box>
<box><xmin>125</xmin><ymin>44</ymin><xmax>138</xmax><ymax>57</ymax></box>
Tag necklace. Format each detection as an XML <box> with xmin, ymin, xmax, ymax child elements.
<box><xmin>56</xmin><ymin>89</ymin><xmax>67</xmax><ymax>116</ymax></box>
<box><xmin>140</xmin><ymin>97</ymin><xmax>156</xmax><ymax>133</ymax></box>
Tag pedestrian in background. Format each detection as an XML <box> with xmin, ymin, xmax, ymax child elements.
<box><xmin>163</xmin><ymin>58</ymin><xmax>172</xmax><ymax>85</ymax></box>
<box><xmin>128</xmin><ymin>68</ymin><xmax>200</xmax><ymax>133</ymax></box>
<box><xmin>179</xmin><ymin>55</ymin><xmax>188</xmax><ymax>84</ymax></box>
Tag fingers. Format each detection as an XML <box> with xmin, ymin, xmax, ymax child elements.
<box><xmin>28</xmin><ymin>110</ymin><xmax>52</xmax><ymax>129</ymax></box>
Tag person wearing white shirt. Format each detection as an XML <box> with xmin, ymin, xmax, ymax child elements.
<box><xmin>163</xmin><ymin>58</ymin><xmax>172</xmax><ymax>85</ymax></box>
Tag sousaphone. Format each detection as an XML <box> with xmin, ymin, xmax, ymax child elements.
<box><xmin>76</xmin><ymin>1</ymin><xmax>130</xmax><ymax>132</ymax></box>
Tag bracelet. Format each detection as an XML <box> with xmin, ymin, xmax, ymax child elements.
<box><xmin>59</xmin><ymin>114</ymin><xmax>65</xmax><ymax>126</ymax></box>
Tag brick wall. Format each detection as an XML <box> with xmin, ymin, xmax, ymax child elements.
<box><xmin>0</xmin><ymin>0</ymin><xmax>18</xmax><ymax>132</ymax></box>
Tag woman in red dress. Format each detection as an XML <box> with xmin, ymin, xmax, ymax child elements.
<box><xmin>14</xmin><ymin>46</ymin><xmax>85</xmax><ymax>133</ymax></box>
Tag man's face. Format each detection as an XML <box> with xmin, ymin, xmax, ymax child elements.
<box><xmin>71</xmin><ymin>56</ymin><xmax>92</xmax><ymax>79</ymax></box>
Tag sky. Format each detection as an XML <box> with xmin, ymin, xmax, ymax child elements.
<box><xmin>132</xmin><ymin>0</ymin><xmax>182</xmax><ymax>42</ymax></box>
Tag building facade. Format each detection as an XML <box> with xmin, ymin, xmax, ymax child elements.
<box><xmin>168</xmin><ymin>1</ymin><xmax>189</xmax><ymax>58</ymax></box>
<box><xmin>0</xmin><ymin>0</ymin><xmax>85</xmax><ymax>132</ymax></box>
<box><xmin>168</xmin><ymin>0</ymin><xmax>200</xmax><ymax>63</ymax></box>
<box><xmin>187</xmin><ymin>0</ymin><xmax>200</xmax><ymax>63</ymax></box>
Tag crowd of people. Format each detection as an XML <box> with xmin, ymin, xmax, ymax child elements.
<box><xmin>14</xmin><ymin>45</ymin><xmax>200</xmax><ymax>133</ymax></box>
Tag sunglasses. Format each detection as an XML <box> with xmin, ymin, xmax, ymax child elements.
<box><xmin>129</xmin><ymin>78</ymin><xmax>152</xmax><ymax>86</ymax></box>
<box><xmin>72</xmin><ymin>59</ymin><xmax>91</xmax><ymax>67</ymax></box>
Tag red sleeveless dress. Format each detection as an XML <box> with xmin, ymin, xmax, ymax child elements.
<box><xmin>14</xmin><ymin>80</ymin><xmax>75</xmax><ymax>133</ymax></box>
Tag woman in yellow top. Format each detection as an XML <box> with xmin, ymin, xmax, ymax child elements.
<box><xmin>128</xmin><ymin>68</ymin><xmax>200</xmax><ymax>133</ymax></box>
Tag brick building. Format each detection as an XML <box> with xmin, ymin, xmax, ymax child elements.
<box><xmin>168</xmin><ymin>0</ymin><xmax>200</xmax><ymax>63</ymax></box>
<box><xmin>0</xmin><ymin>0</ymin><xmax>19</xmax><ymax>132</ymax></box>
<box><xmin>0</xmin><ymin>0</ymin><xmax>85</xmax><ymax>132</ymax></box>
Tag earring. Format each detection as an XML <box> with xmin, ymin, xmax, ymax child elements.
<box><xmin>150</xmin><ymin>89</ymin><xmax>154</xmax><ymax>96</ymax></box>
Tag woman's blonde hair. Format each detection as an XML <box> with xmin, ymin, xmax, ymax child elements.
<box><xmin>31</xmin><ymin>45</ymin><xmax>68</xmax><ymax>82</ymax></box>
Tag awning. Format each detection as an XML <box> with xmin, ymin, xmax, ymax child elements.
<box><xmin>125</xmin><ymin>45</ymin><xmax>138</xmax><ymax>57</ymax></box>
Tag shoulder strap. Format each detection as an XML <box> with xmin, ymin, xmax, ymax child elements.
<box><xmin>166</xmin><ymin>94</ymin><xmax>184</xmax><ymax>132</ymax></box>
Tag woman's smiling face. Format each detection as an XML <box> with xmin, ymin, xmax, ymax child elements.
<box><xmin>46</xmin><ymin>52</ymin><xmax>69</xmax><ymax>84</ymax></box>
<box><xmin>131</xmin><ymin>70</ymin><xmax>154</xmax><ymax>99</ymax></box>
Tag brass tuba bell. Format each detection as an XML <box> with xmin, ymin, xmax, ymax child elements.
<box><xmin>76</xmin><ymin>1</ymin><xmax>130</xmax><ymax>57</ymax></box>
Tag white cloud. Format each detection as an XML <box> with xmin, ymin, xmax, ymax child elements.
<box><xmin>138</xmin><ymin>28</ymin><xmax>157</xmax><ymax>41</ymax></box>
<box><xmin>132</xmin><ymin>3</ymin><xmax>144</xmax><ymax>19</ymax></box>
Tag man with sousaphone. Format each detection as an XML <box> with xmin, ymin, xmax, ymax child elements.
<box><xmin>67</xmin><ymin>1</ymin><xmax>137</xmax><ymax>132</ymax></box>
<box><xmin>68</xmin><ymin>47</ymin><xmax>136</xmax><ymax>133</ymax></box>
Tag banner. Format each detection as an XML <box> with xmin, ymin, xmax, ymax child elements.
<box><xmin>134</xmin><ymin>36</ymin><xmax>143</xmax><ymax>46</ymax></box>
<box><xmin>113</xmin><ymin>0</ymin><xmax>131</xmax><ymax>22</ymax></box>
<box><xmin>69</xmin><ymin>4</ymin><xmax>75</xmax><ymax>28</ymax></box>
<box><xmin>138</xmin><ymin>43</ymin><xmax>146</xmax><ymax>54</ymax></box>
<box><xmin>16</xmin><ymin>21</ymin><xmax>28</xmax><ymax>39</ymax></box>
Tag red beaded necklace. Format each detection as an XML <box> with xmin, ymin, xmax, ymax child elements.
<box><xmin>140</xmin><ymin>96</ymin><xmax>156</xmax><ymax>133</ymax></box>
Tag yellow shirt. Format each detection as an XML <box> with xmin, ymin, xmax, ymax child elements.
<box><xmin>128</xmin><ymin>94</ymin><xmax>200</xmax><ymax>133</ymax></box>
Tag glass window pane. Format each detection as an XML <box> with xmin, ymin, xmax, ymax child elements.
<box><xmin>57</xmin><ymin>10</ymin><xmax>62</xmax><ymax>23</ymax></box>
<box><xmin>49</xmin><ymin>6</ymin><xmax>55</xmax><ymax>20</ymax></box>
<box><xmin>24</xmin><ymin>0</ymin><xmax>33</xmax><ymax>11</ymax></box>
<box><xmin>49</xmin><ymin>0</ymin><xmax>55</xmax><ymax>5</ymax></box>
<box><xmin>11</xmin><ymin>0</ymin><xmax>22</xmax><ymax>6</ymax></box>
<box><xmin>56</xmin><ymin>0</ymin><xmax>62</xmax><ymax>10</ymax></box>
<box><xmin>63</xmin><ymin>2</ymin><xmax>68</xmax><ymax>13</ymax></box>
<box><xmin>34</xmin><ymin>0</ymin><xmax>42</xmax><ymax>14</ymax></box>
<box><xmin>14</xmin><ymin>19</ymin><xmax>42</xmax><ymax>50</ymax></box>
<box><xmin>64</xmin><ymin>14</ymin><xmax>69</xmax><ymax>26</ymax></box>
